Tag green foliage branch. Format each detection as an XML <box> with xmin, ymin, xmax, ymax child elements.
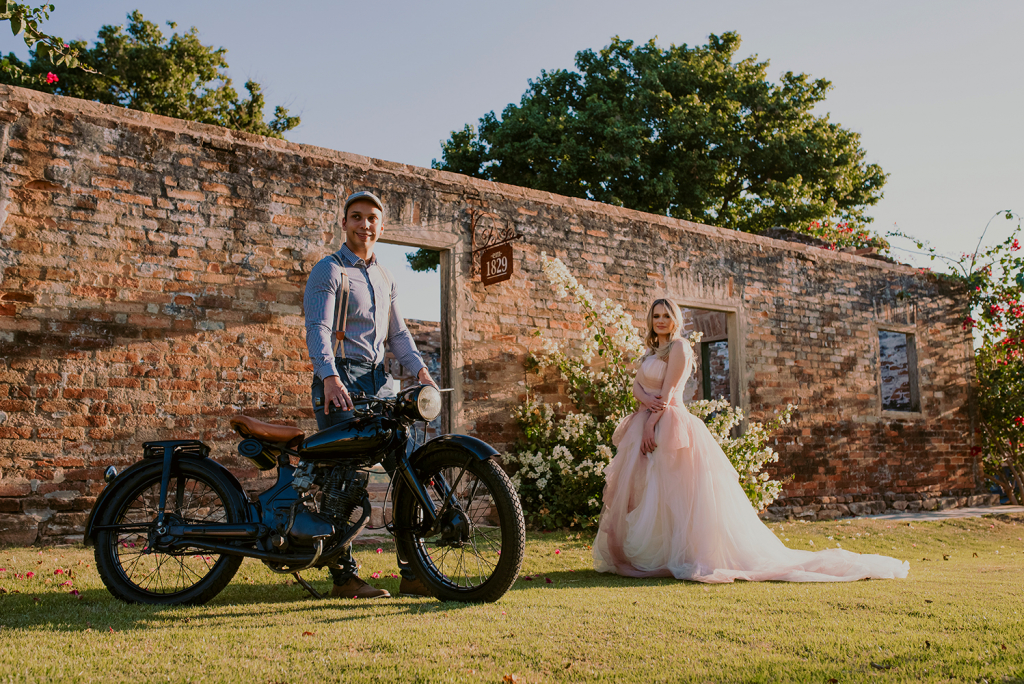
<box><xmin>0</xmin><ymin>10</ymin><xmax>298</xmax><ymax>138</ymax></box>
<box><xmin>787</xmin><ymin>218</ymin><xmax>890</xmax><ymax>253</ymax></box>
<box><xmin>0</xmin><ymin>1</ymin><xmax>87</xmax><ymax>85</ymax></box>
<box><xmin>506</xmin><ymin>255</ymin><xmax>794</xmax><ymax>529</ymax></box>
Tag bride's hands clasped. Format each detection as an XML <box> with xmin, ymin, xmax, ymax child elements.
<box><xmin>646</xmin><ymin>395</ymin><xmax>667</xmax><ymax>412</ymax></box>
<box><xmin>638</xmin><ymin>386</ymin><xmax>667</xmax><ymax>413</ymax></box>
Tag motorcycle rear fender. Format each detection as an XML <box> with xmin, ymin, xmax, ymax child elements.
<box><xmin>83</xmin><ymin>454</ymin><xmax>252</xmax><ymax>546</ymax></box>
<box><xmin>408</xmin><ymin>433</ymin><xmax>499</xmax><ymax>467</ymax></box>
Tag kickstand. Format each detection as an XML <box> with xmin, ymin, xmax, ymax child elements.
<box><xmin>293</xmin><ymin>572</ymin><xmax>325</xmax><ymax>599</ymax></box>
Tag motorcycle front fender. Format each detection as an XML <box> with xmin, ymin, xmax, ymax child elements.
<box><xmin>83</xmin><ymin>456</ymin><xmax>253</xmax><ymax>546</ymax></box>
<box><xmin>393</xmin><ymin>434</ymin><xmax>500</xmax><ymax>531</ymax></box>
<box><xmin>407</xmin><ymin>434</ymin><xmax>499</xmax><ymax>467</ymax></box>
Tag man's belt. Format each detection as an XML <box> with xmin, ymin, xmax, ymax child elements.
<box><xmin>336</xmin><ymin>358</ymin><xmax>385</xmax><ymax>371</ymax></box>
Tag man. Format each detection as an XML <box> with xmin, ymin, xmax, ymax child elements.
<box><xmin>304</xmin><ymin>190</ymin><xmax>437</xmax><ymax>599</ymax></box>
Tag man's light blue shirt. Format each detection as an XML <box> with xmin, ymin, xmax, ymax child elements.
<box><xmin>303</xmin><ymin>243</ymin><xmax>426</xmax><ymax>381</ymax></box>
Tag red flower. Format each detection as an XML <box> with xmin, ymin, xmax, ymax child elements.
<box><xmin>1014</xmin><ymin>417</ymin><xmax>1024</xmax><ymax>427</ymax></box>
<box><xmin>46</xmin><ymin>72</ymin><xmax>59</xmax><ymax>85</ymax></box>
<box><xmin>54</xmin><ymin>568</ymin><xmax>63</xmax><ymax>575</ymax></box>
<box><xmin>25</xmin><ymin>571</ymin><xmax>34</xmax><ymax>578</ymax></box>
<box><xmin>1013</xmin><ymin>239</ymin><xmax>1021</xmax><ymax>251</ymax></box>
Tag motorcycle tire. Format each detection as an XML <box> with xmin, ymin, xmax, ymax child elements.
<box><xmin>94</xmin><ymin>460</ymin><xmax>244</xmax><ymax>605</ymax></box>
<box><xmin>394</xmin><ymin>449</ymin><xmax>525</xmax><ymax>602</ymax></box>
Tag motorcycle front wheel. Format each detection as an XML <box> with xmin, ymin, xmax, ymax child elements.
<box><xmin>93</xmin><ymin>461</ymin><xmax>244</xmax><ymax>605</ymax></box>
<box><xmin>394</xmin><ymin>449</ymin><xmax>525</xmax><ymax>602</ymax></box>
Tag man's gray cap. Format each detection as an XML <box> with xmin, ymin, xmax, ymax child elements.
<box><xmin>344</xmin><ymin>190</ymin><xmax>384</xmax><ymax>216</ymax></box>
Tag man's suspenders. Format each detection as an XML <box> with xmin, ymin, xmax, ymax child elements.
<box><xmin>329</xmin><ymin>253</ymin><xmax>391</xmax><ymax>360</ymax></box>
<box><xmin>329</xmin><ymin>254</ymin><xmax>350</xmax><ymax>359</ymax></box>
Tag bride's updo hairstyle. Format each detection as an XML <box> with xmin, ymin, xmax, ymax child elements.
<box><xmin>645</xmin><ymin>298</ymin><xmax>684</xmax><ymax>359</ymax></box>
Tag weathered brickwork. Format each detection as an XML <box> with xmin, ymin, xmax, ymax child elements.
<box><xmin>0</xmin><ymin>86</ymin><xmax>978</xmax><ymax>543</ymax></box>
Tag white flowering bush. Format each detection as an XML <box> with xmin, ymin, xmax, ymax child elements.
<box><xmin>506</xmin><ymin>398</ymin><xmax>615</xmax><ymax>529</ymax></box>
<box><xmin>507</xmin><ymin>254</ymin><xmax>796</xmax><ymax>529</ymax></box>
<box><xmin>687</xmin><ymin>399</ymin><xmax>797</xmax><ymax>511</ymax></box>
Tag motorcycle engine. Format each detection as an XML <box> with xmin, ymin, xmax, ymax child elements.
<box><xmin>320</xmin><ymin>467</ymin><xmax>368</xmax><ymax>525</ymax></box>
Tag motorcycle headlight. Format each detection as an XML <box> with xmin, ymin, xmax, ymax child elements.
<box><xmin>396</xmin><ymin>384</ymin><xmax>443</xmax><ymax>423</ymax></box>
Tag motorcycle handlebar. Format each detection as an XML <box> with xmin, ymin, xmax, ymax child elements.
<box><xmin>349</xmin><ymin>386</ymin><xmax>453</xmax><ymax>413</ymax></box>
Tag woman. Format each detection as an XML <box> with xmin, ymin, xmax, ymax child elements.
<box><xmin>592</xmin><ymin>299</ymin><xmax>909</xmax><ymax>582</ymax></box>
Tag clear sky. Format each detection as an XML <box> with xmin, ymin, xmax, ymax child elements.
<box><xmin>4</xmin><ymin>0</ymin><xmax>1023</xmax><ymax>321</ymax></box>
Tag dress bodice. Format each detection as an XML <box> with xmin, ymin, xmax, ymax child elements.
<box><xmin>636</xmin><ymin>344</ymin><xmax>693</xmax><ymax>399</ymax></box>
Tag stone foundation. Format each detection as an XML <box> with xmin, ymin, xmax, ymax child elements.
<box><xmin>761</xmin><ymin>492</ymin><xmax>1002</xmax><ymax>522</ymax></box>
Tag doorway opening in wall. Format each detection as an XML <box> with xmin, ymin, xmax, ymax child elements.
<box><xmin>677</xmin><ymin>306</ymin><xmax>735</xmax><ymax>405</ymax></box>
<box><xmin>369</xmin><ymin>242</ymin><xmax>443</xmax><ymax>490</ymax></box>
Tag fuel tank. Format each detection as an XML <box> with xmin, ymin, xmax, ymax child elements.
<box><xmin>299</xmin><ymin>415</ymin><xmax>395</xmax><ymax>466</ymax></box>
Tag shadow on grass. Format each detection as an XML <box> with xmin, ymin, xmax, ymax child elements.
<box><xmin>0</xmin><ymin>578</ymin><xmax>474</xmax><ymax>633</ymax></box>
<box><xmin>506</xmin><ymin>568</ymin><xmax>686</xmax><ymax>592</ymax></box>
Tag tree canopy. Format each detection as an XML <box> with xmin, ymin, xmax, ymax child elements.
<box><xmin>0</xmin><ymin>10</ymin><xmax>298</xmax><ymax>138</ymax></box>
<box><xmin>420</xmin><ymin>33</ymin><xmax>886</xmax><ymax>272</ymax></box>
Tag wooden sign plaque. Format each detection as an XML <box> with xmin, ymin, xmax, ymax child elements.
<box><xmin>481</xmin><ymin>243</ymin><xmax>514</xmax><ymax>286</ymax></box>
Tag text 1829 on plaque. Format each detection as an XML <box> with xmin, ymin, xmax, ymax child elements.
<box><xmin>481</xmin><ymin>243</ymin><xmax>513</xmax><ymax>286</ymax></box>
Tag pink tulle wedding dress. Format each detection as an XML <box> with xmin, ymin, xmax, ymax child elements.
<box><xmin>593</xmin><ymin>347</ymin><xmax>909</xmax><ymax>583</ymax></box>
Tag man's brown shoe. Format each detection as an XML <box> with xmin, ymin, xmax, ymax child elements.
<box><xmin>330</xmin><ymin>577</ymin><xmax>390</xmax><ymax>599</ymax></box>
<box><xmin>399</xmin><ymin>576</ymin><xmax>434</xmax><ymax>598</ymax></box>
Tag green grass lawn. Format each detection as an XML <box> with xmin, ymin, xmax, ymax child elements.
<box><xmin>1</xmin><ymin>513</ymin><xmax>1022</xmax><ymax>683</ymax></box>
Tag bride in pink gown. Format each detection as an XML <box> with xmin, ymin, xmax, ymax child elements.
<box><xmin>593</xmin><ymin>299</ymin><xmax>909</xmax><ymax>583</ymax></box>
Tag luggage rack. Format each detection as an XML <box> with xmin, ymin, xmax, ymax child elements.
<box><xmin>142</xmin><ymin>440</ymin><xmax>211</xmax><ymax>460</ymax></box>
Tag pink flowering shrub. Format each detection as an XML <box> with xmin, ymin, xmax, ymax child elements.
<box><xmin>895</xmin><ymin>210</ymin><xmax>1024</xmax><ymax>503</ymax></box>
<box><xmin>790</xmin><ymin>218</ymin><xmax>890</xmax><ymax>252</ymax></box>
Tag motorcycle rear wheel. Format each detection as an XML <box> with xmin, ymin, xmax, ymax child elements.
<box><xmin>94</xmin><ymin>461</ymin><xmax>244</xmax><ymax>605</ymax></box>
<box><xmin>395</xmin><ymin>450</ymin><xmax>525</xmax><ymax>602</ymax></box>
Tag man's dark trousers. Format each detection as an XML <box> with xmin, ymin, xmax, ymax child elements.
<box><xmin>311</xmin><ymin>359</ymin><xmax>416</xmax><ymax>585</ymax></box>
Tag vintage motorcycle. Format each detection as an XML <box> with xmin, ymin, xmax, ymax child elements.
<box><xmin>84</xmin><ymin>384</ymin><xmax>525</xmax><ymax>605</ymax></box>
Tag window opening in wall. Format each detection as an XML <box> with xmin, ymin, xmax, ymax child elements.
<box><xmin>879</xmin><ymin>329</ymin><xmax>920</xmax><ymax>412</ymax></box>
<box><xmin>701</xmin><ymin>340</ymin><xmax>730</xmax><ymax>401</ymax></box>
<box><xmin>678</xmin><ymin>307</ymin><xmax>732</xmax><ymax>404</ymax></box>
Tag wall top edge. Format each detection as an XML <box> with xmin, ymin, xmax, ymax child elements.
<box><xmin>1</xmin><ymin>85</ymin><xmax>924</xmax><ymax>277</ymax></box>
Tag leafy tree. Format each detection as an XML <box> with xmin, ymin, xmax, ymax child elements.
<box><xmin>1</xmin><ymin>1</ymin><xmax>85</xmax><ymax>85</ymax></box>
<box><xmin>410</xmin><ymin>33</ymin><xmax>887</xmax><ymax>272</ymax></box>
<box><xmin>1</xmin><ymin>10</ymin><xmax>298</xmax><ymax>138</ymax></box>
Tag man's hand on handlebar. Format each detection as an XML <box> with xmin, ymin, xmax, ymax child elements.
<box><xmin>323</xmin><ymin>375</ymin><xmax>352</xmax><ymax>414</ymax></box>
<box><xmin>417</xmin><ymin>367</ymin><xmax>438</xmax><ymax>389</ymax></box>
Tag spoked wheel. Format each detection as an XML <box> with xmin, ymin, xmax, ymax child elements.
<box><xmin>395</xmin><ymin>450</ymin><xmax>525</xmax><ymax>602</ymax></box>
<box><xmin>93</xmin><ymin>461</ymin><xmax>244</xmax><ymax>605</ymax></box>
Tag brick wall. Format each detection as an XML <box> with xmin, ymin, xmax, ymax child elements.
<box><xmin>0</xmin><ymin>86</ymin><xmax>978</xmax><ymax>543</ymax></box>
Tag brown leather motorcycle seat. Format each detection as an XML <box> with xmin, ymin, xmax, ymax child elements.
<box><xmin>229</xmin><ymin>415</ymin><xmax>304</xmax><ymax>447</ymax></box>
